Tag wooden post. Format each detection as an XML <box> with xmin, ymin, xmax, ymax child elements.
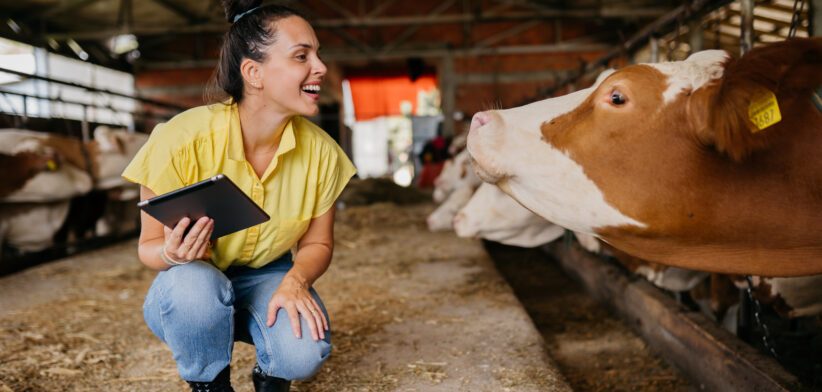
<box><xmin>439</xmin><ymin>54</ymin><xmax>455</xmax><ymax>137</ymax></box>
<box><xmin>812</xmin><ymin>0</ymin><xmax>821</xmax><ymax>36</ymax></box>
<box><xmin>740</xmin><ymin>0</ymin><xmax>754</xmax><ymax>55</ymax></box>
<box><xmin>650</xmin><ymin>36</ymin><xmax>660</xmax><ymax>63</ymax></box>
<box><xmin>689</xmin><ymin>19</ymin><xmax>704</xmax><ymax>53</ymax></box>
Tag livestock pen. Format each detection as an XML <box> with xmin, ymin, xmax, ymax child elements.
<box><xmin>1</xmin><ymin>0</ymin><xmax>821</xmax><ymax>391</ymax></box>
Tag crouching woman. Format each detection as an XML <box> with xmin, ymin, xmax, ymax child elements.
<box><xmin>121</xmin><ymin>2</ymin><xmax>356</xmax><ymax>391</ymax></box>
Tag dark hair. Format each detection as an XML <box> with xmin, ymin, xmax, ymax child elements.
<box><xmin>207</xmin><ymin>0</ymin><xmax>304</xmax><ymax>104</ymax></box>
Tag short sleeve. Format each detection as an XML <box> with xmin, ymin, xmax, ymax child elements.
<box><xmin>121</xmin><ymin>123</ymin><xmax>187</xmax><ymax>196</ymax></box>
<box><xmin>313</xmin><ymin>144</ymin><xmax>357</xmax><ymax>218</ymax></box>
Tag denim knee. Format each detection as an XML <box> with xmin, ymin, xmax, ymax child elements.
<box><xmin>269</xmin><ymin>337</ymin><xmax>331</xmax><ymax>380</ymax></box>
<box><xmin>143</xmin><ymin>261</ymin><xmax>234</xmax><ymax>342</ymax></box>
<box><xmin>255</xmin><ymin>308</ymin><xmax>332</xmax><ymax>380</ymax></box>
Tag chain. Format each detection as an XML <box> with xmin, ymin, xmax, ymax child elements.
<box><xmin>787</xmin><ymin>0</ymin><xmax>806</xmax><ymax>39</ymax></box>
<box><xmin>744</xmin><ymin>275</ymin><xmax>779</xmax><ymax>359</ymax></box>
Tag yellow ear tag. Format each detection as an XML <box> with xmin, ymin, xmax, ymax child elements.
<box><xmin>46</xmin><ymin>159</ymin><xmax>57</xmax><ymax>171</ymax></box>
<box><xmin>748</xmin><ymin>89</ymin><xmax>781</xmax><ymax>133</ymax></box>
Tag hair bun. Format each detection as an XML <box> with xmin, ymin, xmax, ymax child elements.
<box><xmin>221</xmin><ymin>0</ymin><xmax>263</xmax><ymax>23</ymax></box>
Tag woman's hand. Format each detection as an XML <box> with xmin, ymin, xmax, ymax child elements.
<box><xmin>163</xmin><ymin>216</ymin><xmax>214</xmax><ymax>263</ymax></box>
<box><xmin>266</xmin><ymin>276</ymin><xmax>328</xmax><ymax>341</ymax></box>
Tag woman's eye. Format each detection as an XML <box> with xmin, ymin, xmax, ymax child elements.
<box><xmin>296</xmin><ymin>54</ymin><xmax>307</xmax><ymax>60</ymax></box>
<box><xmin>611</xmin><ymin>89</ymin><xmax>626</xmax><ymax>105</ymax></box>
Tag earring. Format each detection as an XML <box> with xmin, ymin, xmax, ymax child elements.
<box><xmin>252</xmin><ymin>82</ymin><xmax>261</xmax><ymax>88</ymax></box>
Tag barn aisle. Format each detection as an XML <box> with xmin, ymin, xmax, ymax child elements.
<box><xmin>0</xmin><ymin>201</ymin><xmax>570</xmax><ymax>391</ymax></box>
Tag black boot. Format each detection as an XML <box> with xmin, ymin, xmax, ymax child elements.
<box><xmin>252</xmin><ymin>363</ymin><xmax>291</xmax><ymax>392</ymax></box>
<box><xmin>187</xmin><ymin>366</ymin><xmax>234</xmax><ymax>392</ymax></box>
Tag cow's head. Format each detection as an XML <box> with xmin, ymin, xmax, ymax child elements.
<box><xmin>467</xmin><ymin>38</ymin><xmax>822</xmax><ymax>275</ymax></box>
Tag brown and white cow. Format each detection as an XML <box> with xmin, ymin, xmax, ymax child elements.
<box><xmin>467</xmin><ymin>38</ymin><xmax>822</xmax><ymax>276</ymax></box>
<box><xmin>0</xmin><ymin>129</ymin><xmax>94</xmax><ymax>202</ymax></box>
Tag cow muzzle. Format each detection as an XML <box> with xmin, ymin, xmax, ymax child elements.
<box><xmin>466</xmin><ymin>111</ymin><xmax>506</xmax><ymax>183</ymax></box>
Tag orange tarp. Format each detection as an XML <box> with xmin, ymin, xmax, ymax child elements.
<box><xmin>348</xmin><ymin>75</ymin><xmax>437</xmax><ymax>121</ymax></box>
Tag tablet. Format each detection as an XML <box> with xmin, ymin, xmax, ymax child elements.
<box><xmin>137</xmin><ymin>174</ymin><xmax>270</xmax><ymax>240</ymax></box>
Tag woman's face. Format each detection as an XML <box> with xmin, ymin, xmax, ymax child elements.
<box><xmin>257</xmin><ymin>16</ymin><xmax>326</xmax><ymax>117</ymax></box>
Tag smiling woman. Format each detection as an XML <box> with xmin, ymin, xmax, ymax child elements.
<box><xmin>121</xmin><ymin>1</ymin><xmax>356</xmax><ymax>391</ymax></box>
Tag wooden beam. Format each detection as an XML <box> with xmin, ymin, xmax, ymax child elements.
<box><xmin>474</xmin><ymin>20</ymin><xmax>541</xmax><ymax>48</ymax></box>
<box><xmin>740</xmin><ymin>0</ymin><xmax>755</xmax><ymax>54</ymax></box>
<box><xmin>33</xmin><ymin>0</ymin><xmax>106</xmax><ymax>20</ymax></box>
<box><xmin>137</xmin><ymin>42</ymin><xmax>610</xmax><ymax>69</ymax></box>
<box><xmin>317</xmin><ymin>0</ymin><xmax>358</xmax><ymax>19</ymax></box>
<box><xmin>298</xmin><ymin>2</ymin><xmax>375</xmax><ymax>55</ymax></box>
<box><xmin>381</xmin><ymin>0</ymin><xmax>458</xmax><ymax>54</ymax></box>
<box><xmin>150</xmin><ymin>0</ymin><xmax>203</xmax><ymax>24</ymax></box>
<box><xmin>454</xmin><ymin>69</ymin><xmax>570</xmax><ymax>84</ymax></box>
<box><xmin>439</xmin><ymin>54</ymin><xmax>455</xmax><ymax>137</ymax></box>
<box><xmin>45</xmin><ymin>6</ymin><xmax>678</xmax><ymax>39</ymax></box>
<box><xmin>367</xmin><ymin>0</ymin><xmax>399</xmax><ymax>17</ymax></box>
<box><xmin>546</xmin><ymin>241</ymin><xmax>802</xmax><ymax>392</ymax></box>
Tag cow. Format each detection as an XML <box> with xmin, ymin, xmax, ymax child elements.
<box><xmin>730</xmin><ymin>274</ymin><xmax>822</xmax><ymax>319</ymax></box>
<box><xmin>454</xmin><ymin>183</ymin><xmax>565</xmax><ymax>247</ymax></box>
<box><xmin>0</xmin><ymin>151</ymin><xmax>58</xmax><ymax>199</ymax></box>
<box><xmin>93</xmin><ymin>125</ymin><xmax>149</xmax><ymax>190</ymax></box>
<box><xmin>0</xmin><ymin>127</ymin><xmax>148</xmax><ymax>255</ymax></box>
<box><xmin>426</xmin><ymin>184</ymin><xmax>474</xmax><ymax>231</ymax></box>
<box><xmin>467</xmin><ymin>37</ymin><xmax>822</xmax><ymax>277</ymax></box>
<box><xmin>432</xmin><ymin>150</ymin><xmax>482</xmax><ymax>203</ymax></box>
<box><xmin>0</xmin><ymin>129</ymin><xmax>94</xmax><ymax>202</ymax></box>
<box><xmin>0</xmin><ymin>201</ymin><xmax>70</xmax><ymax>254</ymax></box>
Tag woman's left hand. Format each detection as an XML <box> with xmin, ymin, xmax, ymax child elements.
<box><xmin>266</xmin><ymin>276</ymin><xmax>328</xmax><ymax>341</ymax></box>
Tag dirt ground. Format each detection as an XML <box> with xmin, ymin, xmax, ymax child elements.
<box><xmin>0</xmin><ymin>201</ymin><xmax>570</xmax><ymax>392</ymax></box>
<box><xmin>483</xmin><ymin>241</ymin><xmax>694</xmax><ymax>392</ymax></box>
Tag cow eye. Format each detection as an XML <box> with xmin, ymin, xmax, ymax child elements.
<box><xmin>610</xmin><ymin>89</ymin><xmax>627</xmax><ymax>105</ymax></box>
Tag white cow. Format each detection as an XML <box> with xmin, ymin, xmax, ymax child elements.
<box><xmin>453</xmin><ymin>183</ymin><xmax>565</xmax><ymax>248</ymax></box>
<box><xmin>432</xmin><ymin>150</ymin><xmax>481</xmax><ymax>203</ymax></box>
<box><xmin>0</xmin><ymin>202</ymin><xmax>70</xmax><ymax>254</ymax></box>
<box><xmin>93</xmin><ymin>125</ymin><xmax>149</xmax><ymax>190</ymax></box>
<box><xmin>427</xmin><ymin>185</ymin><xmax>474</xmax><ymax>231</ymax></box>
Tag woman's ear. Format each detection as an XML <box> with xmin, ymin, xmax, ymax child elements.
<box><xmin>240</xmin><ymin>58</ymin><xmax>262</xmax><ymax>88</ymax></box>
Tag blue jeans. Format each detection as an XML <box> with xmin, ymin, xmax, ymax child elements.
<box><xmin>142</xmin><ymin>253</ymin><xmax>332</xmax><ymax>382</ymax></box>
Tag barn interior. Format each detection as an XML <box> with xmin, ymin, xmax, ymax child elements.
<box><xmin>0</xmin><ymin>0</ymin><xmax>820</xmax><ymax>391</ymax></box>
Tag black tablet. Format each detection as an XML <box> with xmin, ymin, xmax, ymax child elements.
<box><xmin>137</xmin><ymin>174</ymin><xmax>270</xmax><ymax>240</ymax></box>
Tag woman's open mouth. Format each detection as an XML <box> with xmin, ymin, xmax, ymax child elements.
<box><xmin>301</xmin><ymin>83</ymin><xmax>321</xmax><ymax>99</ymax></box>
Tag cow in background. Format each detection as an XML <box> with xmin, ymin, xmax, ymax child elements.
<box><xmin>426</xmin><ymin>149</ymin><xmax>484</xmax><ymax>232</ymax></box>
<box><xmin>54</xmin><ymin>126</ymin><xmax>148</xmax><ymax>242</ymax></box>
<box><xmin>432</xmin><ymin>150</ymin><xmax>482</xmax><ymax>203</ymax></box>
<box><xmin>0</xmin><ymin>130</ymin><xmax>94</xmax><ymax>202</ymax></box>
<box><xmin>454</xmin><ymin>183</ymin><xmax>565</xmax><ymax>248</ymax></box>
<box><xmin>88</xmin><ymin>126</ymin><xmax>147</xmax><ymax>237</ymax></box>
<box><xmin>427</xmin><ymin>185</ymin><xmax>474</xmax><ymax>231</ymax></box>
<box><xmin>468</xmin><ymin>38</ymin><xmax>822</xmax><ymax>276</ymax></box>
<box><xmin>0</xmin><ymin>130</ymin><xmax>94</xmax><ymax>258</ymax></box>
<box><xmin>0</xmin><ymin>126</ymin><xmax>148</xmax><ymax>257</ymax></box>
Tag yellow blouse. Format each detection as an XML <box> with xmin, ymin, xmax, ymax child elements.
<box><xmin>122</xmin><ymin>102</ymin><xmax>356</xmax><ymax>270</ymax></box>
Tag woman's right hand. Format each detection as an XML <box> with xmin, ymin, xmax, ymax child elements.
<box><xmin>163</xmin><ymin>216</ymin><xmax>214</xmax><ymax>263</ymax></box>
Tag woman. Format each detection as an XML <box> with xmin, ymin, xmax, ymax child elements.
<box><xmin>122</xmin><ymin>2</ymin><xmax>355</xmax><ymax>391</ymax></box>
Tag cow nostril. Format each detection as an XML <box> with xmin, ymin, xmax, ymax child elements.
<box><xmin>470</xmin><ymin>112</ymin><xmax>491</xmax><ymax>133</ymax></box>
<box><xmin>453</xmin><ymin>213</ymin><xmax>463</xmax><ymax>226</ymax></box>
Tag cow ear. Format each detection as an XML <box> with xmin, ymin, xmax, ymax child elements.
<box><xmin>687</xmin><ymin>78</ymin><xmax>776</xmax><ymax>162</ymax></box>
<box><xmin>689</xmin><ymin>38</ymin><xmax>822</xmax><ymax>161</ymax></box>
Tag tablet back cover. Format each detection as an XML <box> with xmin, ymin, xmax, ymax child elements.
<box><xmin>139</xmin><ymin>175</ymin><xmax>269</xmax><ymax>240</ymax></box>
